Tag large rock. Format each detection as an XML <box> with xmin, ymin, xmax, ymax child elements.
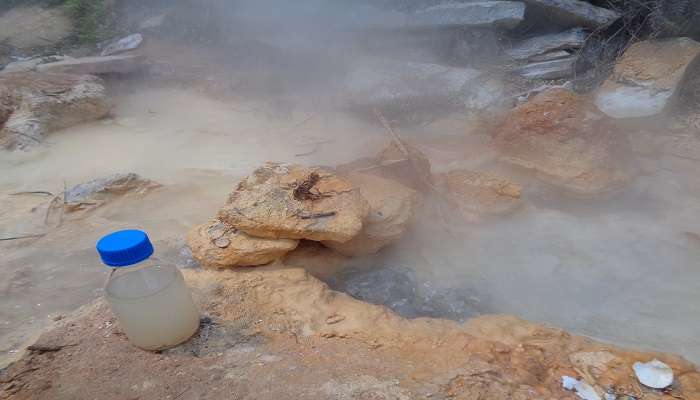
<box><xmin>523</xmin><ymin>0</ymin><xmax>621</xmax><ymax>29</ymax></box>
<box><xmin>516</xmin><ymin>56</ymin><xmax>577</xmax><ymax>80</ymax></box>
<box><xmin>506</xmin><ymin>28</ymin><xmax>587</xmax><ymax>61</ymax></box>
<box><xmin>595</xmin><ymin>38</ymin><xmax>700</xmax><ymax>118</ymax></box>
<box><xmin>0</xmin><ymin>72</ymin><xmax>109</xmax><ymax>150</ymax></box>
<box><xmin>218</xmin><ymin>163</ymin><xmax>370</xmax><ymax>242</ymax></box>
<box><xmin>494</xmin><ymin>89</ymin><xmax>628</xmax><ymax>195</ymax></box>
<box><xmin>323</xmin><ymin>173</ymin><xmax>421</xmax><ymax>256</ymax></box>
<box><xmin>36</xmin><ymin>55</ymin><xmax>147</xmax><ymax>75</ymax></box>
<box><xmin>187</xmin><ymin>219</ymin><xmax>298</xmax><ymax>268</ymax></box>
<box><xmin>64</xmin><ymin>173</ymin><xmax>160</xmax><ymax>213</ymax></box>
<box><xmin>343</xmin><ymin>59</ymin><xmax>481</xmax><ymax>124</ymax></box>
<box><xmin>436</xmin><ymin>169</ymin><xmax>522</xmax><ymax>220</ymax></box>
<box><xmin>409</xmin><ymin>2</ymin><xmax>525</xmax><ymax>29</ymax></box>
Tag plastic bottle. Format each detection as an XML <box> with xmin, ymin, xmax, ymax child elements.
<box><xmin>96</xmin><ymin>229</ymin><xmax>199</xmax><ymax>350</ymax></box>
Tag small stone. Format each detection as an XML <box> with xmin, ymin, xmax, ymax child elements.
<box><xmin>101</xmin><ymin>33</ymin><xmax>144</xmax><ymax>57</ymax></box>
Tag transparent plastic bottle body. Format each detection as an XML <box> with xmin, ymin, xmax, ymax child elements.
<box><xmin>105</xmin><ymin>258</ymin><xmax>199</xmax><ymax>350</ymax></box>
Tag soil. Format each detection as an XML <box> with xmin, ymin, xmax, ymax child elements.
<box><xmin>1</xmin><ymin>267</ymin><xmax>698</xmax><ymax>400</ymax></box>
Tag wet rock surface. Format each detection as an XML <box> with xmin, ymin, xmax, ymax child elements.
<box><xmin>595</xmin><ymin>37</ymin><xmax>700</xmax><ymax>118</ymax></box>
<box><xmin>516</xmin><ymin>56</ymin><xmax>577</xmax><ymax>80</ymax></box>
<box><xmin>494</xmin><ymin>88</ymin><xmax>628</xmax><ymax>195</ymax></box>
<box><xmin>0</xmin><ymin>72</ymin><xmax>109</xmax><ymax>150</ymax></box>
<box><xmin>218</xmin><ymin>163</ymin><xmax>370</xmax><ymax>242</ymax></box>
<box><xmin>322</xmin><ymin>173</ymin><xmax>421</xmax><ymax>256</ymax></box>
<box><xmin>523</xmin><ymin>0</ymin><xmax>621</xmax><ymax>29</ymax></box>
<box><xmin>2</xmin><ymin>267</ymin><xmax>698</xmax><ymax>400</ymax></box>
<box><xmin>436</xmin><ymin>169</ymin><xmax>522</xmax><ymax>219</ymax></box>
<box><xmin>187</xmin><ymin>219</ymin><xmax>298</xmax><ymax>268</ymax></box>
<box><xmin>506</xmin><ymin>28</ymin><xmax>587</xmax><ymax>61</ymax></box>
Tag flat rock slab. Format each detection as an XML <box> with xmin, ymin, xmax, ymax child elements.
<box><xmin>410</xmin><ymin>1</ymin><xmax>525</xmax><ymax>29</ymax></box>
<box><xmin>64</xmin><ymin>173</ymin><xmax>160</xmax><ymax>212</ymax></box>
<box><xmin>36</xmin><ymin>54</ymin><xmax>147</xmax><ymax>75</ymax></box>
<box><xmin>495</xmin><ymin>88</ymin><xmax>628</xmax><ymax>195</ymax></box>
<box><xmin>323</xmin><ymin>173</ymin><xmax>421</xmax><ymax>256</ymax></box>
<box><xmin>507</xmin><ymin>28</ymin><xmax>587</xmax><ymax>61</ymax></box>
<box><xmin>516</xmin><ymin>56</ymin><xmax>577</xmax><ymax>80</ymax></box>
<box><xmin>343</xmin><ymin>59</ymin><xmax>481</xmax><ymax>124</ymax></box>
<box><xmin>187</xmin><ymin>219</ymin><xmax>298</xmax><ymax>268</ymax></box>
<box><xmin>595</xmin><ymin>37</ymin><xmax>700</xmax><ymax>118</ymax></box>
<box><xmin>523</xmin><ymin>0</ymin><xmax>620</xmax><ymax>29</ymax></box>
<box><xmin>0</xmin><ymin>72</ymin><xmax>109</xmax><ymax>150</ymax></box>
<box><xmin>0</xmin><ymin>56</ymin><xmax>73</xmax><ymax>75</ymax></box>
<box><xmin>218</xmin><ymin>163</ymin><xmax>370</xmax><ymax>242</ymax></box>
<box><xmin>436</xmin><ymin>169</ymin><xmax>522</xmax><ymax>220</ymax></box>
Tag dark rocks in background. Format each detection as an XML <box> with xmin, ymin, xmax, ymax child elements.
<box><xmin>522</xmin><ymin>0</ymin><xmax>621</xmax><ymax>29</ymax></box>
<box><xmin>530</xmin><ymin>50</ymin><xmax>571</xmax><ymax>62</ymax></box>
<box><xmin>506</xmin><ymin>28</ymin><xmax>587</xmax><ymax>61</ymax></box>
<box><xmin>649</xmin><ymin>0</ymin><xmax>700</xmax><ymax>40</ymax></box>
<box><xmin>516</xmin><ymin>56</ymin><xmax>577</xmax><ymax>80</ymax></box>
<box><xmin>342</xmin><ymin>59</ymin><xmax>481</xmax><ymax>125</ymax></box>
<box><xmin>409</xmin><ymin>1</ymin><xmax>526</xmax><ymax>30</ymax></box>
<box><xmin>449</xmin><ymin>28</ymin><xmax>504</xmax><ymax>67</ymax></box>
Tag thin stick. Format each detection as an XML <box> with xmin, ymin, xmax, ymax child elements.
<box><xmin>10</xmin><ymin>191</ymin><xmax>54</xmax><ymax>196</ymax></box>
<box><xmin>0</xmin><ymin>233</ymin><xmax>46</xmax><ymax>241</ymax></box>
<box><xmin>374</xmin><ymin>108</ymin><xmax>409</xmax><ymax>156</ymax></box>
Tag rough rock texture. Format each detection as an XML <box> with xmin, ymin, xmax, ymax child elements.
<box><xmin>595</xmin><ymin>38</ymin><xmax>700</xmax><ymax>118</ymax></box>
<box><xmin>507</xmin><ymin>28</ymin><xmax>587</xmax><ymax>61</ymax></box>
<box><xmin>494</xmin><ymin>89</ymin><xmax>628</xmax><ymax>195</ymax></box>
<box><xmin>64</xmin><ymin>173</ymin><xmax>160</xmax><ymax>213</ymax></box>
<box><xmin>187</xmin><ymin>219</ymin><xmax>299</xmax><ymax>268</ymax></box>
<box><xmin>2</xmin><ymin>266</ymin><xmax>698</xmax><ymax>400</ymax></box>
<box><xmin>36</xmin><ymin>55</ymin><xmax>147</xmax><ymax>75</ymax></box>
<box><xmin>323</xmin><ymin>173</ymin><xmax>421</xmax><ymax>256</ymax></box>
<box><xmin>218</xmin><ymin>163</ymin><xmax>370</xmax><ymax>242</ymax></box>
<box><xmin>523</xmin><ymin>0</ymin><xmax>621</xmax><ymax>29</ymax></box>
<box><xmin>436</xmin><ymin>169</ymin><xmax>522</xmax><ymax>219</ymax></box>
<box><xmin>0</xmin><ymin>72</ymin><xmax>110</xmax><ymax>150</ymax></box>
<box><xmin>0</xmin><ymin>6</ymin><xmax>72</xmax><ymax>51</ymax></box>
<box><xmin>343</xmin><ymin>59</ymin><xmax>481</xmax><ymax>124</ymax></box>
<box><xmin>517</xmin><ymin>56</ymin><xmax>577</xmax><ymax>80</ymax></box>
<box><xmin>337</xmin><ymin>140</ymin><xmax>433</xmax><ymax>191</ymax></box>
<box><xmin>410</xmin><ymin>1</ymin><xmax>525</xmax><ymax>29</ymax></box>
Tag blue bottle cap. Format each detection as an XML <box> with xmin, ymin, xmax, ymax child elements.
<box><xmin>96</xmin><ymin>229</ymin><xmax>154</xmax><ymax>267</ymax></box>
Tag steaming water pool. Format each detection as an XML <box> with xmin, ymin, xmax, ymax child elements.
<box><xmin>1</xmin><ymin>87</ymin><xmax>699</xmax><ymax>367</ymax></box>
